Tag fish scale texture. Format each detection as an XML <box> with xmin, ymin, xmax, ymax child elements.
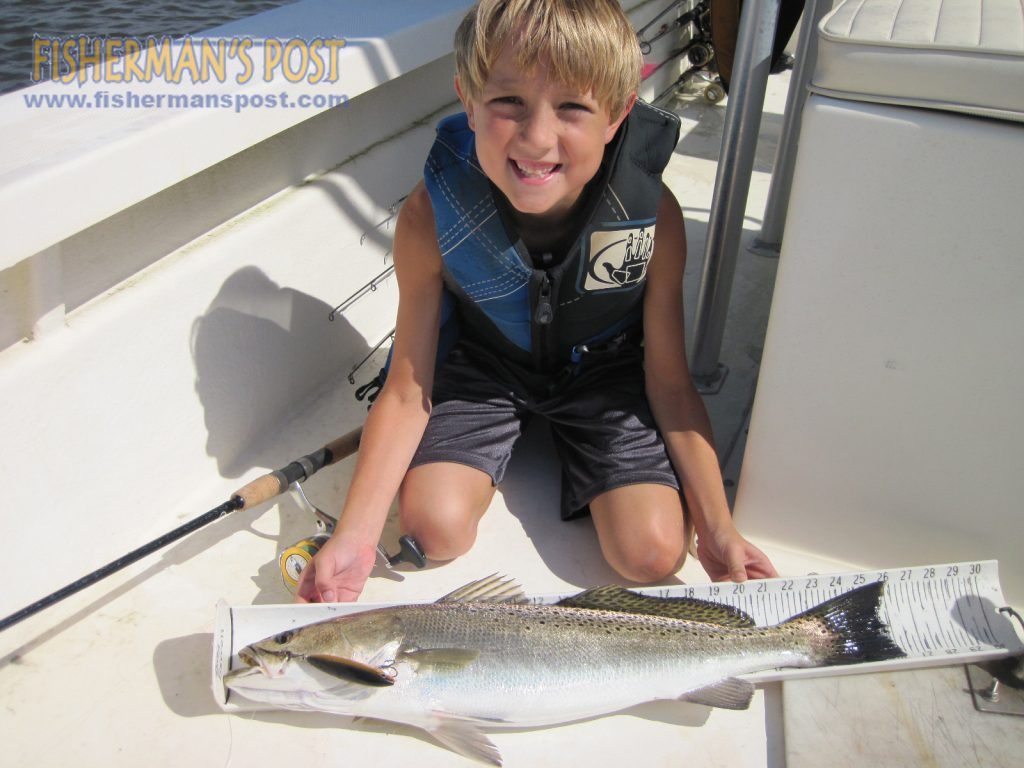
<box><xmin>226</xmin><ymin>580</ymin><xmax>904</xmax><ymax>758</ymax></box>
<box><xmin>338</xmin><ymin>602</ymin><xmax>812</xmax><ymax>725</ymax></box>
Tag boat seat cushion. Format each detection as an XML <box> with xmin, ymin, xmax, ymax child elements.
<box><xmin>812</xmin><ymin>0</ymin><xmax>1024</xmax><ymax>122</ymax></box>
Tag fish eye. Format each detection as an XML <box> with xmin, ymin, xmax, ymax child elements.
<box><xmin>274</xmin><ymin>631</ymin><xmax>295</xmax><ymax>645</ymax></box>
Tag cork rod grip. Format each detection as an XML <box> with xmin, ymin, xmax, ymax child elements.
<box><xmin>324</xmin><ymin>425</ymin><xmax>363</xmax><ymax>466</ymax></box>
<box><xmin>231</xmin><ymin>426</ymin><xmax>363</xmax><ymax>509</ymax></box>
<box><xmin>232</xmin><ymin>473</ymin><xmax>286</xmax><ymax>510</ymax></box>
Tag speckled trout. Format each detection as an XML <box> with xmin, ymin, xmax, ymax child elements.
<box><xmin>225</xmin><ymin>575</ymin><xmax>904</xmax><ymax>765</ymax></box>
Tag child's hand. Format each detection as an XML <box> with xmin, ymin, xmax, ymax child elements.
<box><xmin>695</xmin><ymin>525</ymin><xmax>778</xmax><ymax>583</ymax></box>
<box><xmin>294</xmin><ymin>534</ymin><xmax>377</xmax><ymax>603</ymax></box>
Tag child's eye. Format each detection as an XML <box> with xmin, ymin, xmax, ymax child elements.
<box><xmin>560</xmin><ymin>102</ymin><xmax>592</xmax><ymax>113</ymax></box>
<box><xmin>492</xmin><ymin>96</ymin><xmax>523</xmax><ymax>106</ymax></box>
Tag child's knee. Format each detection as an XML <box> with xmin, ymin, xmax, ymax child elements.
<box><xmin>592</xmin><ymin>487</ymin><xmax>690</xmax><ymax>583</ymax></box>
<box><xmin>398</xmin><ymin>492</ymin><xmax>483</xmax><ymax>561</ymax></box>
<box><xmin>610</xmin><ymin>535</ymin><xmax>687</xmax><ymax>584</ymax></box>
<box><xmin>599</xmin><ymin>513</ymin><xmax>690</xmax><ymax>583</ymax></box>
<box><xmin>398</xmin><ymin>463</ymin><xmax>494</xmax><ymax>561</ymax></box>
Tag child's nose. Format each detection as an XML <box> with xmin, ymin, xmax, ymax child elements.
<box><xmin>519</xmin><ymin>105</ymin><xmax>558</xmax><ymax>152</ymax></box>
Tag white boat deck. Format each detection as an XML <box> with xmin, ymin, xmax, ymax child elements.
<box><xmin>2</xmin><ymin>1</ymin><xmax>1022</xmax><ymax>765</ymax></box>
<box><xmin>0</xmin><ymin>67</ymin><xmax>791</xmax><ymax>768</ymax></box>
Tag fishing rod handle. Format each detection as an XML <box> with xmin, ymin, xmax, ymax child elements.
<box><xmin>0</xmin><ymin>427</ymin><xmax>365</xmax><ymax>632</ymax></box>
<box><xmin>323</xmin><ymin>426</ymin><xmax>363</xmax><ymax>467</ymax></box>
<box><xmin>232</xmin><ymin>426</ymin><xmax>363</xmax><ymax>509</ymax></box>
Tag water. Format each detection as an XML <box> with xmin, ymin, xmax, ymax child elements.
<box><xmin>0</xmin><ymin>0</ymin><xmax>299</xmax><ymax>95</ymax></box>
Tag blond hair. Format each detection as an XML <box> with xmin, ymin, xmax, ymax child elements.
<box><xmin>454</xmin><ymin>0</ymin><xmax>642</xmax><ymax>118</ymax></box>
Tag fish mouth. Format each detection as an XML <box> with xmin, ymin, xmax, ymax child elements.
<box><xmin>235</xmin><ymin>647</ymin><xmax>289</xmax><ymax>678</ymax></box>
<box><xmin>223</xmin><ymin>665</ymin><xmax>264</xmax><ymax>686</ymax></box>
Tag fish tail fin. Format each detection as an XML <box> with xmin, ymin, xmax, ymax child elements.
<box><xmin>783</xmin><ymin>581</ymin><xmax>905</xmax><ymax>665</ymax></box>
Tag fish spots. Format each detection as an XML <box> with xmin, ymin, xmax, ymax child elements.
<box><xmin>225</xmin><ymin>576</ymin><xmax>902</xmax><ymax>768</ymax></box>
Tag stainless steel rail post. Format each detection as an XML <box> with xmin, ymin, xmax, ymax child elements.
<box><xmin>752</xmin><ymin>0</ymin><xmax>830</xmax><ymax>256</ymax></box>
<box><xmin>689</xmin><ymin>0</ymin><xmax>780</xmax><ymax>392</ymax></box>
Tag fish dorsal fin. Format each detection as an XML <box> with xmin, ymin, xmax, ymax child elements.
<box><xmin>557</xmin><ymin>585</ymin><xmax>756</xmax><ymax>627</ymax></box>
<box><xmin>678</xmin><ymin>677</ymin><xmax>755</xmax><ymax>710</ymax></box>
<box><xmin>437</xmin><ymin>574</ymin><xmax>526</xmax><ymax>604</ymax></box>
<box><xmin>306</xmin><ymin>654</ymin><xmax>394</xmax><ymax>687</ymax></box>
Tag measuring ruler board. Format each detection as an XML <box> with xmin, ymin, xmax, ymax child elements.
<box><xmin>214</xmin><ymin>560</ymin><xmax>1022</xmax><ymax>708</ymax></box>
<box><xmin>623</xmin><ymin>560</ymin><xmax>1022</xmax><ymax>683</ymax></box>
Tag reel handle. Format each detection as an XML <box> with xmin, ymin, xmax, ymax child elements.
<box><xmin>377</xmin><ymin>535</ymin><xmax>427</xmax><ymax>570</ymax></box>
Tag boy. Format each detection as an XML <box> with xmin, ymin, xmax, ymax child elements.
<box><xmin>297</xmin><ymin>0</ymin><xmax>776</xmax><ymax>604</ymax></box>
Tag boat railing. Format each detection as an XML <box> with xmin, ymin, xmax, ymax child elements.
<box><xmin>689</xmin><ymin>0</ymin><xmax>830</xmax><ymax>391</ymax></box>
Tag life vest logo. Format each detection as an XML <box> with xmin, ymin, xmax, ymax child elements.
<box><xmin>583</xmin><ymin>226</ymin><xmax>655</xmax><ymax>292</ymax></box>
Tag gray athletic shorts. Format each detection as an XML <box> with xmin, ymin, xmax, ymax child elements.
<box><xmin>409</xmin><ymin>342</ymin><xmax>680</xmax><ymax>519</ymax></box>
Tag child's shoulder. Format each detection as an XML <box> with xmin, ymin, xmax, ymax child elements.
<box><xmin>399</xmin><ymin>180</ymin><xmax>434</xmax><ymax>233</ymax></box>
<box><xmin>392</xmin><ymin>181</ymin><xmax>445</xmax><ymax>273</ymax></box>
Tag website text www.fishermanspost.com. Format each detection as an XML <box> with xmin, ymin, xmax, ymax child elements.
<box><xmin>20</xmin><ymin>34</ymin><xmax>351</xmax><ymax>112</ymax></box>
<box><xmin>22</xmin><ymin>89</ymin><xmax>349</xmax><ymax>113</ymax></box>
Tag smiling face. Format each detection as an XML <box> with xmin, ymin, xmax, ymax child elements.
<box><xmin>457</xmin><ymin>44</ymin><xmax>634</xmax><ymax>224</ymax></box>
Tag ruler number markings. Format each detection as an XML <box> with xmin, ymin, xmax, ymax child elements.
<box><xmin>648</xmin><ymin>561</ymin><xmax>1008</xmax><ymax>658</ymax></box>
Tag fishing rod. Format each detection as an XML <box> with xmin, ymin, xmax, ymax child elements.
<box><xmin>0</xmin><ymin>427</ymin><xmax>367</xmax><ymax>634</ymax></box>
<box><xmin>635</xmin><ymin>0</ymin><xmax>691</xmax><ymax>53</ymax></box>
<box><xmin>637</xmin><ymin>1</ymin><xmax>706</xmax><ymax>55</ymax></box>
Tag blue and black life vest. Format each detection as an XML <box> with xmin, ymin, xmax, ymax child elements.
<box><xmin>426</xmin><ymin>99</ymin><xmax>680</xmax><ymax>373</ymax></box>
<box><xmin>356</xmin><ymin>100</ymin><xmax>680</xmax><ymax>402</ymax></box>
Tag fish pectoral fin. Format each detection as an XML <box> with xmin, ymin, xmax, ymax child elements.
<box><xmin>427</xmin><ymin>712</ymin><xmax>503</xmax><ymax>767</ymax></box>
<box><xmin>400</xmin><ymin>647</ymin><xmax>481</xmax><ymax>670</ymax></box>
<box><xmin>678</xmin><ymin>677</ymin><xmax>755</xmax><ymax>710</ymax></box>
<box><xmin>306</xmin><ymin>654</ymin><xmax>394</xmax><ymax>687</ymax></box>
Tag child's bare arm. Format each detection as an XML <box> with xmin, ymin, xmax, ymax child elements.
<box><xmin>642</xmin><ymin>185</ymin><xmax>777</xmax><ymax>582</ymax></box>
<box><xmin>296</xmin><ymin>182</ymin><xmax>444</xmax><ymax>602</ymax></box>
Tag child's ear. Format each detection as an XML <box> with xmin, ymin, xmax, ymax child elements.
<box><xmin>605</xmin><ymin>93</ymin><xmax>637</xmax><ymax>142</ymax></box>
<box><xmin>454</xmin><ymin>76</ymin><xmax>476</xmax><ymax>130</ymax></box>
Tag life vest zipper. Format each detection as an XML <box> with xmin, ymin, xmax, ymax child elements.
<box><xmin>531</xmin><ymin>268</ymin><xmax>555</xmax><ymax>370</ymax></box>
<box><xmin>534</xmin><ymin>273</ymin><xmax>553</xmax><ymax>325</ymax></box>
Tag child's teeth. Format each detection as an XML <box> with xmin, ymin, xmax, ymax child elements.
<box><xmin>517</xmin><ymin>161</ymin><xmax>555</xmax><ymax>178</ymax></box>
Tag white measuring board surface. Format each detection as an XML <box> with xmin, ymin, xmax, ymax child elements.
<box><xmin>213</xmin><ymin>560</ymin><xmax>1023</xmax><ymax>710</ymax></box>
<box><xmin>631</xmin><ymin>560</ymin><xmax>1023</xmax><ymax>684</ymax></box>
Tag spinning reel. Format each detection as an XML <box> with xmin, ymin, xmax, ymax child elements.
<box><xmin>279</xmin><ymin>481</ymin><xmax>425</xmax><ymax>592</ymax></box>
